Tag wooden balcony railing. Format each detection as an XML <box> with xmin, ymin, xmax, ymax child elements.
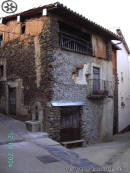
<box><xmin>59</xmin><ymin>32</ymin><xmax>93</xmax><ymax>55</ymax></box>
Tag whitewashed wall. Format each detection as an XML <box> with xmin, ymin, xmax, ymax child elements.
<box><xmin>117</xmin><ymin>43</ymin><xmax>130</xmax><ymax>131</ymax></box>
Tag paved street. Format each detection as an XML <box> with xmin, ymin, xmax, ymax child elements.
<box><xmin>0</xmin><ymin>113</ymin><xmax>130</xmax><ymax>173</ymax></box>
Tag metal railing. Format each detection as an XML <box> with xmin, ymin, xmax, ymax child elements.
<box><xmin>59</xmin><ymin>32</ymin><xmax>93</xmax><ymax>55</ymax></box>
<box><xmin>87</xmin><ymin>79</ymin><xmax>113</xmax><ymax>97</ymax></box>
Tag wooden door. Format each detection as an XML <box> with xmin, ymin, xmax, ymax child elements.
<box><xmin>8</xmin><ymin>87</ymin><xmax>16</xmax><ymax>115</ymax></box>
<box><xmin>60</xmin><ymin>106</ymin><xmax>81</xmax><ymax>142</ymax></box>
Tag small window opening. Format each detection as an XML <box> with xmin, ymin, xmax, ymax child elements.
<box><xmin>21</xmin><ymin>24</ymin><xmax>26</xmax><ymax>34</ymax></box>
<box><xmin>76</xmin><ymin>68</ymin><xmax>83</xmax><ymax>77</ymax></box>
<box><xmin>0</xmin><ymin>65</ymin><xmax>4</xmax><ymax>78</ymax></box>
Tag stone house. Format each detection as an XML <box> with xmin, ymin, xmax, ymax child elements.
<box><xmin>0</xmin><ymin>2</ymin><xmax>120</xmax><ymax>144</ymax></box>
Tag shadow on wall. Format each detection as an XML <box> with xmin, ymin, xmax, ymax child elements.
<box><xmin>8</xmin><ymin>113</ymin><xmax>31</xmax><ymax>122</ymax></box>
<box><xmin>0</xmin><ymin>107</ymin><xmax>6</xmax><ymax>115</ymax></box>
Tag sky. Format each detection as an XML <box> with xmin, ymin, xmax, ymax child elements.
<box><xmin>0</xmin><ymin>0</ymin><xmax>130</xmax><ymax>49</ymax></box>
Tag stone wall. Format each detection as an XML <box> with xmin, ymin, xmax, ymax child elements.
<box><xmin>45</xmin><ymin>105</ymin><xmax>61</xmax><ymax>141</ymax></box>
<box><xmin>51</xmin><ymin>48</ymin><xmax>114</xmax><ymax>143</ymax></box>
<box><xmin>0</xmin><ymin>13</ymin><xmax>115</xmax><ymax>143</ymax></box>
<box><xmin>0</xmin><ymin>15</ymin><xmax>62</xmax><ymax>141</ymax></box>
<box><xmin>0</xmin><ymin>16</ymin><xmax>54</xmax><ymax>121</ymax></box>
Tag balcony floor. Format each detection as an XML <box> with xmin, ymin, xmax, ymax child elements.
<box><xmin>87</xmin><ymin>94</ymin><xmax>107</xmax><ymax>99</ymax></box>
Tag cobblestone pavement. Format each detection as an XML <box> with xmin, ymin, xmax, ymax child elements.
<box><xmin>0</xmin><ymin>113</ymin><xmax>130</xmax><ymax>173</ymax></box>
<box><xmin>103</xmin><ymin>142</ymin><xmax>130</xmax><ymax>173</ymax></box>
<box><xmin>0</xmin><ymin>114</ymin><xmax>103</xmax><ymax>172</ymax></box>
<box><xmin>33</xmin><ymin>141</ymin><xmax>102</xmax><ymax>172</ymax></box>
<box><xmin>0</xmin><ymin>114</ymin><xmax>105</xmax><ymax>173</ymax></box>
<box><xmin>0</xmin><ymin>114</ymin><xmax>28</xmax><ymax>136</ymax></box>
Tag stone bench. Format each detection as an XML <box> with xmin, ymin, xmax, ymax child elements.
<box><xmin>61</xmin><ymin>139</ymin><xmax>85</xmax><ymax>147</ymax></box>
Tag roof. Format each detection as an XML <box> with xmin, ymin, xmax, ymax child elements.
<box><xmin>51</xmin><ymin>101</ymin><xmax>86</xmax><ymax>106</ymax></box>
<box><xmin>0</xmin><ymin>2</ymin><xmax>121</xmax><ymax>40</ymax></box>
<box><xmin>116</xmin><ymin>29</ymin><xmax>130</xmax><ymax>54</ymax></box>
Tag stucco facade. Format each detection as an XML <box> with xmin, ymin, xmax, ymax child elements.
<box><xmin>116</xmin><ymin>30</ymin><xmax>130</xmax><ymax>132</ymax></box>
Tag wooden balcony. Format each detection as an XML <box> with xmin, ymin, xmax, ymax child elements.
<box><xmin>59</xmin><ymin>32</ymin><xmax>93</xmax><ymax>55</ymax></box>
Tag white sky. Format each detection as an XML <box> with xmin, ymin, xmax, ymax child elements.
<box><xmin>0</xmin><ymin>0</ymin><xmax>130</xmax><ymax>48</ymax></box>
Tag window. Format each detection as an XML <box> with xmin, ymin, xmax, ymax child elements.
<box><xmin>87</xmin><ymin>65</ymin><xmax>112</xmax><ymax>97</ymax></box>
<box><xmin>21</xmin><ymin>24</ymin><xmax>26</xmax><ymax>34</ymax></box>
<box><xmin>59</xmin><ymin>23</ymin><xmax>93</xmax><ymax>55</ymax></box>
<box><xmin>0</xmin><ymin>65</ymin><xmax>4</xmax><ymax>78</ymax></box>
<box><xmin>0</xmin><ymin>34</ymin><xmax>3</xmax><ymax>47</ymax></box>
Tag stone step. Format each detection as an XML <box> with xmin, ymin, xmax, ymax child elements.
<box><xmin>61</xmin><ymin>139</ymin><xmax>85</xmax><ymax>147</ymax></box>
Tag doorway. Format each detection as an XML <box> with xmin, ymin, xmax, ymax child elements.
<box><xmin>60</xmin><ymin>106</ymin><xmax>81</xmax><ymax>142</ymax></box>
<box><xmin>8</xmin><ymin>87</ymin><xmax>16</xmax><ymax>115</ymax></box>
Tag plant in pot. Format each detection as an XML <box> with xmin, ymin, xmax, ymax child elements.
<box><xmin>96</xmin><ymin>90</ymin><xmax>105</xmax><ymax>95</ymax></box>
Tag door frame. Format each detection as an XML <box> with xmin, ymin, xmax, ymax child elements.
<box><xmin>60</xmin><ymin>106</ymin><xmax>82</xmax><ymax>142</ymax></box>
<box><xmin>8</xmin><ymin>86</ymin><xmax>16</xmax><ymax>115</ymax></box>
<box><xmin>7</xmin><ymin>81</ymin><xmax>18</xmax><ymax>115</ymax></box>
